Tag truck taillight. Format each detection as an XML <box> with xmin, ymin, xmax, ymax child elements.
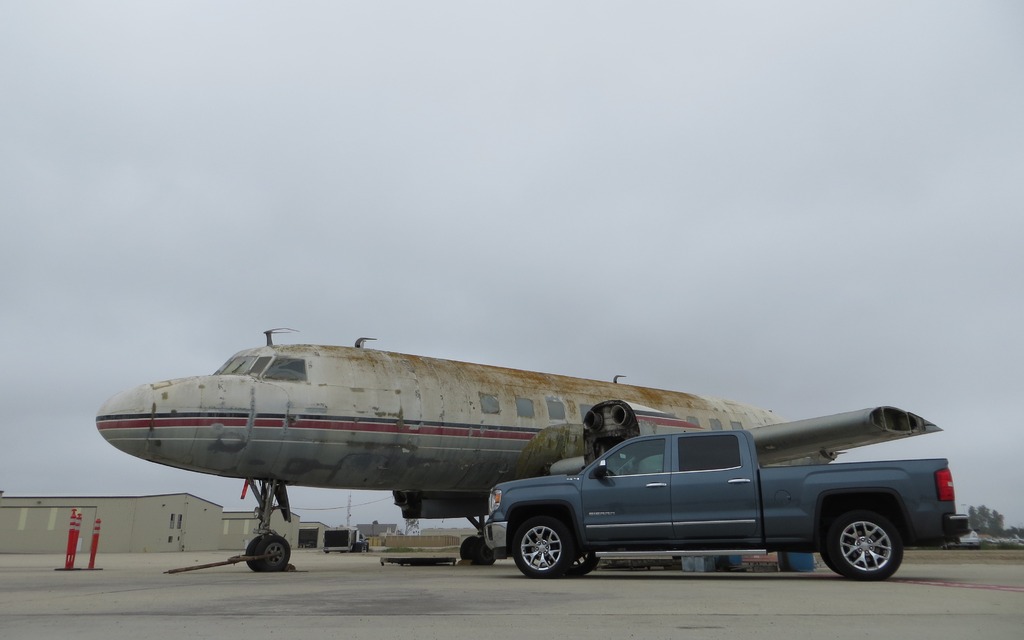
<box><xmin>935</xmin><ymin>468</ymin><xmax>956</xmax><ymax>502</ymax></box>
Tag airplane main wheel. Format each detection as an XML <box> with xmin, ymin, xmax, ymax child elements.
<box><xmin>250</xmin><ymin>534</ymin><xmax>292</xmax><ymax>572</ymax></box>
<box><xmin>459</xmin><ymin>535</ymin><xmax>496</xmax><ymax>565</ymax></box>
<box><xmin>473</xmin><ymin>538</ymin><xmax>495</xmax><ymax>566</ymax></box>
<box><xmin>459</xmin><ymin>535</ymin><xmax>479</xmax><ymax>560</ymax></box>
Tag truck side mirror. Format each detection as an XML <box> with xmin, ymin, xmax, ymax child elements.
<box><xmin>592</xmin><ymin>459</ymin><xmax>610</xmax><ymax>479</ymax></box>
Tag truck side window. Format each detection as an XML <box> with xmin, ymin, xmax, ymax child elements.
<box><xmin>678</xmin><ymin>435</ymin><xmax>741</xmax><ymax>472</ymax></box>
<box><xmin>604</xmin><ymin>439</ymin><xmax>665</xmax><ymax>476</ymax></box>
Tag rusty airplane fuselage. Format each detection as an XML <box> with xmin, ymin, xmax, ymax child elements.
<box><xmin>96</xmin><ymin>344</ymin><xmax>783</xmax><ymax>492</ymax></box>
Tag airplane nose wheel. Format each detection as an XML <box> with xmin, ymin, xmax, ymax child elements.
<box><xmin>244</xmin><ymin>478</ymin><xmax>293</xmax><ymax>572</ymax></box>
<box><xmin>248</xmin><ymin>534</ymin><xmax>291</xmax><ymax>572</ymax></box>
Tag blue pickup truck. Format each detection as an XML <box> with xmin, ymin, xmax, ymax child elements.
<box><xmin>483</xmin><ymin>430</ymin><xmax>968</xmax><ymax>581</ymax></box>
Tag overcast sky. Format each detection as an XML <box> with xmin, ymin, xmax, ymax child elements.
<box><xmin>2</xmin><ymin>2</ymin><xmax>1022</xmax><ymax>531</ymax></box>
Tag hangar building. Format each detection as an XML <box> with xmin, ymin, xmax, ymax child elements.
<box><xmin>0</xmin><ymin>494</ymin><xmax>301</xmax><ymax>553</ymax></box>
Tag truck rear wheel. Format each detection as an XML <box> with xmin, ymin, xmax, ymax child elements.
<box><xmin>817</xmin><ymin>546</ymin><xmax>840</xmax><ymax>575</ymax></box>
<box><xmin>512</xmin><ymin>516</ymin><xmax>576</xmax><ymax>579</ymax></box>
<box><xmin>825</xmin><ymin>510</ymin><xmax>903</xmax><ymax>581</ymax></box>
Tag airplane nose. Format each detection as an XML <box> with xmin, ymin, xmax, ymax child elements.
<box><xmin>96</xmin><ymin>382</ymin><xmax>159</xmax><ymax>458</ymax></box>
<box><xmin>96</xmin><ymin>375</ymin><xmax>274</xmax><ymax>474</ymax></box>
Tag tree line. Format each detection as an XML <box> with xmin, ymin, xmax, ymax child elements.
<box><xmin>966</xmin><ymin>505</ymin><xmax>1022</xmax><ymax>537</ymax></box>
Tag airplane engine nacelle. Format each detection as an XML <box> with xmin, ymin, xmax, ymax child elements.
<box><xmin>513</xmin><ymin>423</ymin><xmax>585</xmax><ymax>479</ymax></box>
<box><xmin>583</xmin><ymin>400</ymin><xmax>642</xmax><ymax>464</ymax></box>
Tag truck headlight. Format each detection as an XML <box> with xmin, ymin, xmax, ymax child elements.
<box><xmin>488</xmin><ymin>488</ymin><xmax>502</xmax><ymax>515</ymax></box>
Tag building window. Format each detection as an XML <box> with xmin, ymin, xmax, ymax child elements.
<box><xmin>730</xmin><ymin>421</ymin><xmax>742</xmax><ymax>430</ymax></box>
<box><xmin>177</xmin><ymin>514</ymin><xmax>183</xmax><ymax>529</ymax></box>
<box><xmin>479</xmin><ymin>393</ymin><xmax>500</xmax><ymax>415</ymax></box>
<box><xmin>515</xmin><ymin>397</ymin><xmax>535</xmax><ymax>418</ymax></box>
<box><xmin>709</xmin><ymin>418</ymin><xmax>722</xmax><ymax>431</ymax></box>
<box><xmin>686</xmin><ymin>416</ymin><xmax>700</xmax><ymax>427</ymax></box>
<box><xmin>169</xmin><ymin>514</ymin><xmax>175</xmax><ymax>529</ymax></box>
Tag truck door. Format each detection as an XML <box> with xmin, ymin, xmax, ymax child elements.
<box><xmin>581</xmin><ymin>437</ymin><xmax>672</xmax><ymax>542</ymax></box>
<box><xmin>670</xmin><ymin>433</ymin><xmax>761</xmax><ymax>541</ymax></box>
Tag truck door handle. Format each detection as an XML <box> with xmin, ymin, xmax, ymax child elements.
<box><xmin>646</xmin><ymin>482</ymin><xmax>668</xmax><ymax>488</ymax></box>
<box><xmin>727</xmin><ymin>478</ymin><xmax>752</xmax><ymax>484</ymax></box>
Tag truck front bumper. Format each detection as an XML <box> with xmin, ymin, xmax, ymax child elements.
<box><xmin>484</xmin><ymin>521</ymin><xmax>508</xmax><ymax>559</ymax></box>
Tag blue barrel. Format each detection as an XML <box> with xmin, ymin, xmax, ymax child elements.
<box><xmin>778</xmin><ymin>552</ymin><xmax>816</xmax><ymax>572</ymax></box>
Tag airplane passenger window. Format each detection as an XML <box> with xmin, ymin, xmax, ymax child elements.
<box><xmin>263</xmin><ymin>358</ymin><xmax>307</xmax><ymax>381</ymax></box>
<box><xmin>480</xmin><ymin>393</ymin><xmax>500</xmax><ymax>415</ymax></box>
<box><xmin>678</xmin><ymin>435</ymin><xmax>741</xmax><ymax>472</ymax></box>
<box><xmin>546</xmin><ymin>397</ymin><xmax>566</xmax><ymax>421</ymax></box>
<box><xmin>515</xmin><ymin>397</ymin><xmax>535</xmax><ymax>418</ymax></box>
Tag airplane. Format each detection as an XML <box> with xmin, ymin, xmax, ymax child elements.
<box><xmin>95</xmin><ymin>331</ymin><xmax>940</xmax><ymax>572</ymax></box>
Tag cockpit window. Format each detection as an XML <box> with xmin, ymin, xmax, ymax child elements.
<box><xmin>215</xmin><ymin>356</ymin><xmax>273</xmax><ymax>377</ymax></box>
<box><xmin>216</xmin><ymin>356</ymin><xmax>255</xmax><ymax>375</ymax></box>
<box><xmin>263</xmin><ymin>357</ymin><xmax>307</xmax><ymax>381</ymax></box>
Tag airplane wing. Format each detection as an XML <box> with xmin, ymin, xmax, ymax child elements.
<box><xmin>747</xmin><ymin>406</ymin><xmax>940</xmax><ymax>465</ymax></box>
<box><xmin>581</xmin><ymin>401</ymin><xmax>939</xmax><ymax>467</ymax></box>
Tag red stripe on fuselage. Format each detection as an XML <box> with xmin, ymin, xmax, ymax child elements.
<box><xmin>96</xmin><ymin>416</ymin><xmax>537</xmax><ymax>441</ymax></box>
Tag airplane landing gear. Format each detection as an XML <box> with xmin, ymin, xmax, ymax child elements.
<box><xmin>459</xmin><ymin>535</ymin><xmax>495</xmax><ymax>565</ymax></box>
<box><xmin>245</xmin><ymin>478</ymin><xmax>292</xmax><ymax>572</ymax></box>
<box><xmin>459</xmin><ymin>515</ymin><xmax>496</xmax><ymax>565</ymax></box>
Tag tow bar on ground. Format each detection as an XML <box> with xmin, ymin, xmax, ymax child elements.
<box><xmin>164</xmin><ymin>553</ymin><xmax>295</xmax><ymax>574</ymax></box>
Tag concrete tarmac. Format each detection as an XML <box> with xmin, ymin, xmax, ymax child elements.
<box><xmin>1</xmin><ymin>550</ymin><xmax>1022</xmax><ymax>640</ymax></box>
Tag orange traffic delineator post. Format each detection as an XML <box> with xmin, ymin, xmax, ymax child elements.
<box><xmin>87</xmin><ymin>518</ymin><xmax>102</xmax><ymax>570</ymax></box>
<box><xmin>57</xmin><ymin>509</ymin><xmax>83</xmax><ymax>571</ymax></box>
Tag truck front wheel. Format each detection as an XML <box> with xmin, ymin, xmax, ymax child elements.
<box><xmin>825</xmin><ymin>510</ymin><xmax>903</xmax><ymax>581</ymax></box>
<box><xmin>512</xmin><ymin>516</ymin><xmax>576</xmax><ymax>579</ymax></box>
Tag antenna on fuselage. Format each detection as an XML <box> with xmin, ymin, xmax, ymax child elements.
<box><xmin>263</xmin><ymin>328</ymin><xmax>298</xmax><ymax>346</ymax></box>
<box><xmin>355</xmin><ymin>337</ymin><xmax>377</xmax><ymax>348</ymax></box>
<box><xmin>613</xmin><ymin>375</ymin><xmax>626</xmax><ymax>384</ymax></box>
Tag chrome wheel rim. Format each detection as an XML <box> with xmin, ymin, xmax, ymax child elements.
<box><xmin>520</xmin><ymin>525</ymin><xmax>564</xmax><ymax>571</ymax></box>
<box><xmin>838</xmin><ymin>520</ymin><xmax>892</xmax><ymax>573</ymax></box>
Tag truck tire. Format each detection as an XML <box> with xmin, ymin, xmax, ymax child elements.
<box><xmin>817</xmin><ymin>546</ymin><xmax>840</xmax><ymax>575</ymax></box>
<box><xmin>825</xmin><ymin>510</ymin><xmax>903</xmax><ymax>581</ymax></box>
<box><xmin>512</xmin><ymin>516</ymin><xmax>576</xmax><ymax>579</ymax></box>
<box><xmin>566</xmin><ymin>551</ymin><xmax>599</xmax><ymax>577</ymax></box>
